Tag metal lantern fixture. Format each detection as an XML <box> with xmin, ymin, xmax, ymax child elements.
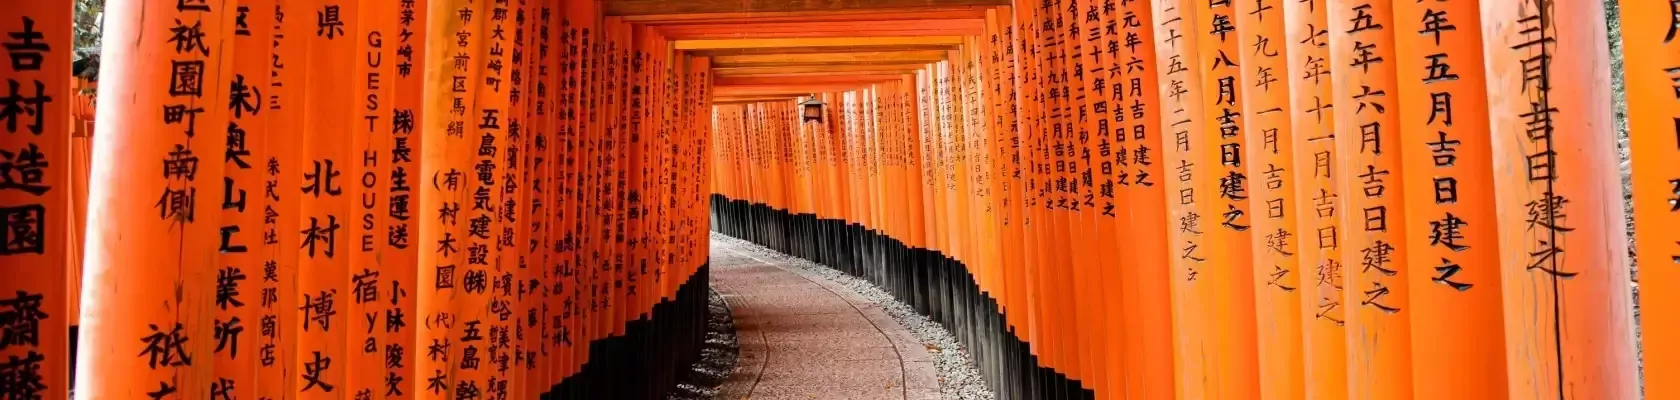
<box><xmin>799</xmin><ymin>94</ymin><xmax>825</xmax><ymax>123</ymax></box>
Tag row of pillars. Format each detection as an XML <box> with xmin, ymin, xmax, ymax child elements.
<box><xmin>709</xmin><ymin>0</ymin><xmax>1680</xmax><ymax>399</ymax></box>
<box><xmin>0</xmin><ymin>0</ymin><xmax>717</xmax><ymax>399</ymax></box>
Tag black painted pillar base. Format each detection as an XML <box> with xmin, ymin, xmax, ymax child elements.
<box><xmin>542</xmin><ymin>264</ymin><xmax>710</xmax><ymax>400</ymax></box>
<box><xmin>709</xmin><ymin>194</ymin><xmax>1096</xmax><ymax>400</ymax></box>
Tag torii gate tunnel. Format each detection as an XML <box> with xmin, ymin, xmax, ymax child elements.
<box><xmin>0</xmin><ymin>0</ymin><xmax>1676</xmax><ymax>399</ymax></box>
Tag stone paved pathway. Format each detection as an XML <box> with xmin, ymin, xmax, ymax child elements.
<box><xmin>710</xmin><ymin>237</ymin><xmax>940</xmax><ymax>400</ymax></box>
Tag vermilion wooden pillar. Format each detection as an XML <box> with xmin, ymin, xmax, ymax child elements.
<box><xmin>218</xmin><ymin>1</ymin><xmax>274</xmax><ymax>399</ymax></box>
<box><xmin>1327</xmin><ymin>1</ymin><xmax>1412</xmax><ymax>398</ymax></box>
<box><xmin>77</xmin><ymin>0</ymin><xmax>234</xmax><ymax>398</ymax></box>
<box><xmin>261</xmin><ymin>0</ymin><xmax>314</xmax><ymax>396</ymax></box>
<box><xmin>417</xmin><ymin>0</ymin><xmax>485</xmax><ymax>398</ymax></box>
<box><xmin>384</xmin><ymin>0</ymin><xmax>426</xmax><ymax>397</ymax></box>
<box><xmin>0</xmin><ymin>2</ymin><xmax>69</xmax><ymax>400</ymax></box>
<box><xmin>1392</xmin><ymin>0</ymin><xmax>1508</xmax><ymax>398</ymax></box>
<box><xmin>1234</xmin><ymin>0</ymin><xmax>1305</xmax><ymax>398</ymax></box>
<box><xmin>1281</xmin><ymin>0</ymin><xmax>1348</xmax><ymax>397</ymax></box>
<box><xmin>1148</xmin><ymin>1</ymin><xmax>1212</xmax><ymax>397</ymax></box>
<box><xmin>1482</xmin><ymin>0</ymin><xmax>1638</xmax><ymax>398</ymax></box>
<box><xmin>296</xmin><ymin>0</ymin><xmax>360</xmax><ymax>397</ymax></box>
<box><xmin>1111</xmin><ymin>0</ymin><xmax>1176</xmax><ymax>397</ymax></box>
<box><xmin>1625</xmin><ymin>0</ymin><xmax>1680</xmax><ymax>396</ymax></box>
<box><xmin>347</xmin><ymin>0</ymin><xmax>395</xmax><ymax>396</ymax></box>
<box><xmin>469</xmin><ymin>0</ymin><xmax>512</xmax><ymax>396</ymax></box>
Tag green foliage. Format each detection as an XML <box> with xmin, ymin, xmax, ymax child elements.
<box><xmin>73</xmin><ymin>0</ymin><xmax>103</xmax><ymax>79</ymax></box>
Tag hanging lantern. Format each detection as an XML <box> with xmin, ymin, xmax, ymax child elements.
<box><xmin>799</xmin><ymin>94</ymin><xmax>825</xmax><ymax>123</ymax></box>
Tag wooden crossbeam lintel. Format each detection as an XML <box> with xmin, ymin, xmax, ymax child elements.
<box><xmin>654</xmin><ymin>20</ymin><xmax>984</xmax><ymax>40</ymax></box>
<box><xmin>620</xmin><ymin>6</ymin><xmax>990</xmax><ymax>24</ymax></box>
<box><xmin>682</xmin><ymin>44</ymin><xmax>961</xmax><ymax>56</ymax></box>
<box><xmin>603</xmin><ymin>0</ymin><xmax>1011</xmax><ymax>16</ymax></box>
<box><xmin>715</xmin><ymin>74</ymin><xmax>907</xmax><ymax>86</ymax></box>
<box><xmin>713</xmin><ymin>64</ymin><xmax>934</xmax><ymax>76</ymax></box>
<box><xmin>674</xmin><ymin>36</ymin><xmax>966</xmax><ymax>50</ymax></box>
<box><xmin>712</xmin><ymin>50</ymin><xmax>948</xmax><ymax>67</ymax></box>
<box><xmin>713</xmin><ymin>97</ymin><xmax>801</xmax><ymax>105</ymax></box>
<box><xmin>714</xmin><ymin>83</ymin><xmax>881</xmax><ymax>96</ymax></box>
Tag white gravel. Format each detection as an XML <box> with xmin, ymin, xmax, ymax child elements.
<box><xmin>666</xmin><ymin>289</ymin><xmax>740</xmax><ymax>400</ymax></box>
<box><xmin>710</xmin><ymin>232</ymin><xmax>997</xmax><ymax>400</ymax></box>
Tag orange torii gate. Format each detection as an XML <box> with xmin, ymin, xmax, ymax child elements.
<box><xmin>707</xmin><ymin>2</ymin><xmax>1661</xmax><ymax>400</ymax></box>
<box><xmin>28</xmin><ymin>0</ymin><xmax>713</xmax><ymax>399</ymax></box>
<box><xmin>2</xmin><ymin>0</ymin><xmax>1672</xmax><ymax>399</ymax></box>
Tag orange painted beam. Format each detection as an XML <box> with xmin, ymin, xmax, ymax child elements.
<box><xmin>714</xmin><ymin>74</ymin><xmax>907</xmax><ymax>86</ymax></box>
<box><xmin>653</xmin><ymin>19</ymin><xmax>984</xmax><ymax>39</ymax></box>
<box><xmin>714</xmin><ymin>84</ymin><xmax>882</xmax><ymax>96</ymax></box>
<box><xmin>659</xmin><ymin>28</ymin><xmax>982</xmax><ymax>40</ymax></box>
<box><xmin>674</xmin><ymin>36</ymin><xmax>965</xmax><ymax>50</ymax></box>
<box><xmin>621</xmin><ymin>6</ymin><xmax>989</xmax><ymax>24</ymax></box>
<box><xmin>713</xmin><ymin>64</ymin><xmax>931</xmax><ymax>76</ymax></box>
<box><xmin>708</xmin><ymin>51</ymin><xmax>947</xmax><ymax>69</ymax></box>
<box><xmin>683</xmin><ymin>44</ymin><xmax>961</xmax><ymax>56</ymax></box>
<box><xmin>602</xmin><ymin>0</ymin><xmax>1009</xmax><ymax>16</ymax></box>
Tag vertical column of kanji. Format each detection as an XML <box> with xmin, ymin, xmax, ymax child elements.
<box><xmin>612</xmin><ymin>19</ymin><xmax>634</xmax><ymax>341</ymax></box>
<box><xmin>957</xmin><ymin>45</ymin><xmax>978</xmax><ymax>293</ymax></box>
<box><xmin>495</xmin><ymin>0</ymin><xmax>533</xmax><ymax>396</ymax></box>
<box><xmin>296</xmin><ymin>0</ymin><xmax>358</xmax><ymax>397</ymax></box>
<box><xmin>217</xmin><ymin>1</ymin><xmax>273</xmax><ymax>399</ymax></box>
<box><xmin>262</xmin><ymin>0</ymin><xmax>314</xmax><ymax>396</ymax></box>
<box><xmin>1326</xmin><ymin>1</ymin><xmax>1411</xmax><ymax>398</ymax></box>
<box><xmin>384</xmin><ymin>0</ymin><xmax>425</xmax><ymax>398</ymax></box>
<box><xmin>1054</xmin><ymin>5</ymin><xmax>1089</xmax><ymax>390</ymax></box>
<box><xmin>649</xmin><ymin>45</ymin><xmax>667</xmax><ymax>310</ymax></box>
<box><xmin>1392</xmin><ymin>1</ymin><xmax>1507</xmax><ymax>397</ymax></box>
<box><xmin>416</xmin><ymin>0</ymin><xmax>484</xmax><ymax>397</ymax></box>
<box><xmin>986</xmin><ymin>5</ymin><xmax>1018</xmax><ymax>368</ymax></box>
<box><xmin>0</xmin><ymin>2</ymin><xmax>68</xmax><ymax>400</ymax></box>
<box><xmin>596</xmin><ymin>18</ymin><xmax>619</xmax><ymax>344</ymax></box>
<box><xmin>1064</xmin><ymin>5</ymin><xmax>1105</xmax><ymax>392</ymax></box>
<box><xmin>695</xmin><ymin>58</ymin><xmax>712</xmax><ymax>275</ymax></box>
<box><xmin>1481</xmin><ymin>0</ymin><xmax>1637</xmax><ymax>397</ymax></box>
<box><xmin>1281</xmin><ymin>1</ymin><xmax>1345</xmax><ymax>398</ymax></box>
<box><xmin>580</xmin><ymin>15</ymin><xmax>601</xmax><ymax>380</ymax></box>
<box><xmin>526</xmin><ymin>1</ymin><xmax>558</xmax><ymax>395</ymax></box>
<box><xmin>468</xmin><ymin>0</ymin><xmax>513</xmax><ymax>397</ymax></box>
<box><xmin>348</xmin><ymin>0</ymin><xmax>395</xmax><ymax>396</ymax></box>
<box><xmin>617</xmin><ymin>25</ymin><xmax>642</xmax><ymax>336</ymax></box>
<box><xmin>1233</xmin><ymin>0</ymin><xmax>1303</xmax><ymax>398</ymax></box>
<box><xmin>1077</xmin><ymin>4</ymin><xmax>1125</xmax><ymax>393</ymax></box>
<box><xmin>1626</xmin><ymin>0</ymin><xmax>1680</xmax><ymax>396</ymax></box>
<box><xmin>579</xmin><ymin>7</ymin><xmax>603</xmax><ymax>366</ymax></box>
<box><xmin>1013</xmin><ymin>3</ymin><xmax>1044</xmax><ymax>363</ymax></box>
<box><xmin>1055</xmin><ymin>1</ymin><xmax>1101</xmax><ymax>386</ymax></box>
<box><xmin>973</xmin><ymin>34</ymin><xmax>999</xmax><ymax>308</ymax></box>
<box><xmin>1032</xmin><ymin>0</ymin><xmax>1071</xmax><ymax>374</ymax></box>
<box><xmin>549</xmin><ymin>6</ymin><xmax>576</xmax><ymax>384</ymax></box>
<box><xmin>558</xmin><ymin>3</ymin><xmax>586</xmax><ymax>383</ymax></box>
<box><xmin>1111</xmin><ymin>1</ymin><xmax>1175</xmax><ymax>397</ymax></box>
<box><xmin>1000</xmin><ymin>5</ymin><xmax>1029</xmax><ymax>355</ymax></box>
<box><xmin>1147</xmin><ymin>0</ymin><xmax>1210</xmax><ymax>396</ymax></box>
<box><xmin>1195</xmin><ymin>0</ymin><xmax>1261</xmax><ymax>394</ymax></box>
<box><xmin>77</xmin><ymin>0</ymin><xmax>233</xmax><ymax>397</ymax></box>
